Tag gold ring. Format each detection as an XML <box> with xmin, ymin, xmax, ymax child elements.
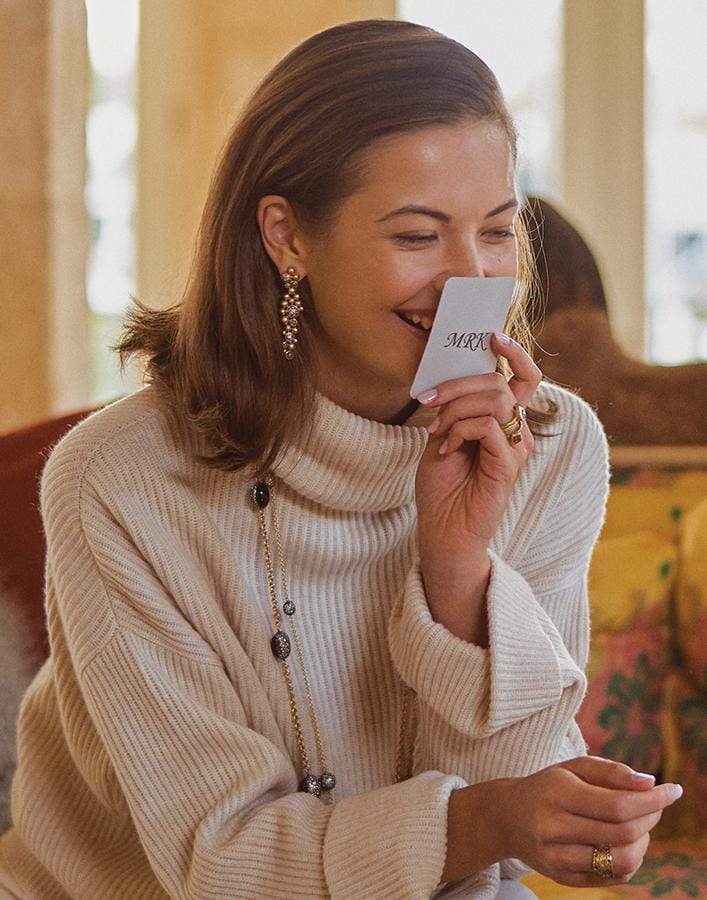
<box><xmin>501</xmin><ymin>404</ymin><xmax>526</xmax><ymax>445</ymax></box>
<box><xmin>499</xmin><ymin>403</ymin><xmax>525</xmax><ymax>433</ymax></box>
<box><xmin>591</xmin><ymin>845</ymin><xmax>614</xmax><ymax>879</ymax></box>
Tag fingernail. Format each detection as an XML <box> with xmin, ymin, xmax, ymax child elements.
<box><xmin>494</xmin><ymin>331</ymin><xmax>511</xmax><ymax>346</ymax></box>
<box><xmin>426</xmin><ymin>417</ymin><xmax>440</xmax><ymax>435</ymax></box>
<box><xmin>417</xmin><ymin>389</ymin><xmax>438</xmax><ymax>404</ymax></box>
<box><xmin>438</xmin><ymin>439</ymin><xmax>449</xmax><ymax>455</ymax></box>
<box><xmin>666</xmin><ymin>783</ymin><xmax>683</xmax><ymax>799</ymax></box>
<box><xmin>630</xmin><ymin>772</ymin><xmax>655</xmax><ymax>784</ymax></box>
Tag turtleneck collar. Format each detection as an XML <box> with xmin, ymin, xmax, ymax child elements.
<box><xmin>270</xmin><ymin>389</ymin><xmax>439</xmax><ymax>513</ymax></box>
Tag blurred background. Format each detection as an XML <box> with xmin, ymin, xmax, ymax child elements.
<box><xmin>1</xmin><ymin>0</ymin><xmax>706</xmax><ymax>430</ymax></box>
<box><xmin>1</xmin><ymin>3</ymin><xmax>707</xmax><ymax>891</ymax></box>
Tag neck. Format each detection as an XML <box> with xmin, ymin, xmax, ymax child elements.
<box><xmin>314</xmin><ymin>356</ymin><xmax>421</xmax><ymax>425</ymax></box>
<box><xmin>316</xmin><ymin>381</ymin><xmax>421</xmax><ymax>426</ymax></box>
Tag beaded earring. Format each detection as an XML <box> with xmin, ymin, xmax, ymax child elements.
<box><xmin>280</xmin><ymin>267</ymin><xmax>303</xmax><ymax>359</ymax></box>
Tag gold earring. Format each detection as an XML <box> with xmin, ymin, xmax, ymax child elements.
<box><xmin>280</xmin><ymin>267</ymin><xmax>303</xmax><ymax>360</ymax></box>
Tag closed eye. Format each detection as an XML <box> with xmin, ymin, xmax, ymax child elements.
<box><xmin>394</xmin><ymin>229</ymin><xmax>516</xmax><ymax>247</ymax></box>
<box><xmin>394</xmin><ymin>234</ymin><xmax>437</xmax><ymax>245</ymax></box>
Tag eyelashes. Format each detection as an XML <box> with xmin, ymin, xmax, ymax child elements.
<box><xmin>394</xmin><ymin>230</ymin><xmax>516</xmax><ymax>246</ymax></box>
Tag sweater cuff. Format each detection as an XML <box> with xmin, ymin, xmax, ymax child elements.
<box><xmin>388</xmin><ymin>548</ymin><xmax>585</xmax><ymax>738</ymax></box>
<box><xmin>323</xmin><ymin>770</ymin><xmax>467</xmax><ymax>899</ymax></box>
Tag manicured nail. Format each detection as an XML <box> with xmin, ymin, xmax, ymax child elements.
<box><xmin>494</xmin><ymin>331</ymin><xmax>511</xmax><ymax>346</ymax></box>
<box><xmin>438</xmin><ymin>439</ymin><xmax>449</xmax><ymax>455</ymax></box>
<box><xmin>426</xmin><ymin>417</ymin><xmax>440</xmax><ymax>435</ymax></box>
<box><xmin>666</xmin><ymin>783</ymin><xmax>683</xmax><ymax>799</ymax></box>
<box><xmin>630</xmin><ymin>772</ymin><xmax>655</xmax><ymax>784</ymax></box>
<box><xmin>417</xmin><ymin>389</ymin><xmax>438</xmax><ymax>404</ymax></box>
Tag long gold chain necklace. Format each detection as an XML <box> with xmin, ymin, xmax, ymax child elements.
<box><xmin>250</xmin><ymin>472</ymin><xmax>414</xmax><ymax>802</ymax></box>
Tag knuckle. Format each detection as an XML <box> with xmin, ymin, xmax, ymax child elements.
<box><xmin>490</xmin><ymin>371</ymin><xmax>506</xmax><ymax>388</ymax></box>
<box><xmin>609</xmin><ymin>797</ymin><xmax>630</xmax><ymax>821</ymax></box>
<box><xmin>495</xmin><ymin>395</ymin><xmax>510</xmax><ymax>419</ymax></box>
<box><xmin>618</xmin><ymin>820</ymin><xmax>642</xmax><ymax>844</ymax></box>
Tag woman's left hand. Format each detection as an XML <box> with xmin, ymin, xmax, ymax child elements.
<box><xmin>415</xmin><ymin>332</ymin><xmax>543</xmax><ymax>559</ymax></box>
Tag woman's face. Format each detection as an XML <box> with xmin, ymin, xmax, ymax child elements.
<box><xmin>259</xmin><ymin>118</ymin><xmax>519</xmax><ymax>424</ymax></box>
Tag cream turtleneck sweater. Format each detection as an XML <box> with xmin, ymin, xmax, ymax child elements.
<box><xmin>0</xmin><ymin>378</ymin><xmax>610</xmax><ymax>899</ymax></box>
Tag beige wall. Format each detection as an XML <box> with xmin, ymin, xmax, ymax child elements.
<box><xmin>137</xmin><ymin>1</ymin><xmax>396</xmax><ymax>309</ymax></box>
<box><xmin>0</xmin><ymin>0</ymin><xmax>90</xmax><ymax>433</ymax></box>
<box><xmin>562</xmin><ymin>0</ymin><xmax>645</xmax><ymax>360</ymax></box>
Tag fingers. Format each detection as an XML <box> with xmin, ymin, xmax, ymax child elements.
<box><xmin>427</xmin><ymin>384</ymin><xmax>516</xmax><ymax>436</ymax></box>
<box><xmin>491</xmin><ymin>332</ymin><xmax>542</xmax><ymax>405</ymax></box>
<box><xmin>424</xmin><ymin>376</ymin><xmax>533</xmax><ymax>451</ymax></box>
<box><xmin>552</xmin><ymin>807</ymin><xmax>663</xmax><ymax>847</ymax></box>
<box><xmin>549</xmin><ymin>832</ymin><xmax>650</xmax><ymax>882</ymax></box>
<box><xmin>565</xmin><ymin>780</ymin><xmax>682</xmax><ymax>822</ymax></box>
<box><xmin>437</xmin><ymin>413</ymin><xmax>532</xmax><ymax>460</ymax></box>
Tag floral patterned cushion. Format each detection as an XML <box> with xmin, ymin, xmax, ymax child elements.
<box><xmin>669</xmin><ymin>499</ymin><xmax>707</xmax><ymax>838</ymax></box>
<box><xmin>520</xmin><ymin>465</ymin><xmax>707</xmax><ymax>897</ymax></box>
<box><xmin>674</xmin><ymin>497</ymin><xmax>707</xmax><ymax>693</ymax></box>
<box><xmin>577</xmin><ymin>531</ymin><xmax>676</xmax><ymax>774</ymax></box>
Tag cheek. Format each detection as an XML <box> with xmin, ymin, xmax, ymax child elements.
<box><xmin>490</xmin><ymin>241</ymin><xmax>518</xmax><ymax>275</ymax></box>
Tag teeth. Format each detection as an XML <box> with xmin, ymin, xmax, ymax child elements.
<box><xmin>401</xmin><ymin>312</ymin><xmax>433</xmax><ymax>331</ymax></box>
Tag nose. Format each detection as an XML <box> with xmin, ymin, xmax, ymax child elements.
<box><xmin>441</xmin><ymin>237</ymin><xmax>488</xmax><ymax>280</ymax></box>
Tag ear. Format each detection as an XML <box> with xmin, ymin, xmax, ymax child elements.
<box><xmin>256</xmin><ymin>195</ymin><xmax>309</xmax><ymax>277</ymax></box>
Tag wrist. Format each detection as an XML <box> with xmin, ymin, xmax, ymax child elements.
<box><xmin>442</xmin><ymin>777</ymin><xmax>518</xmax><ymax>883</ymax></box>
<box><xmin>483</xmin><ymin>776</ymin><xmax>520</xmax><ymax>861</ymax></box>
<box><xmin>420</xmin><ymin>546</ymin><xmax>492</xmax><ymax>645</ymax></box>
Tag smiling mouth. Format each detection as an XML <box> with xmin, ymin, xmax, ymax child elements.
<box><xmin>395</xmin><ymin>311</ymin><xmax>434</xmax><ymax>332</ymax></box>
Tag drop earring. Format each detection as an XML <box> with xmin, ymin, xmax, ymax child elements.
<box><xmin>280</xmin><ymin>267</ymin><xmax>303</xmax><ymax>359</ymax></box>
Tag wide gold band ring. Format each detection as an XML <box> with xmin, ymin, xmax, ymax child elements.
<box><xmin>591</xmin><ymin>845</ymin><xmax>614</xmax><ymax>879</ymax></box>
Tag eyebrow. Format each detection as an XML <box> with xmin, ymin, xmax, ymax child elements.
<box><xmin>377</xmin><ymin>198</ymin><xmax>519</xmax><ymax>224</ymax></box>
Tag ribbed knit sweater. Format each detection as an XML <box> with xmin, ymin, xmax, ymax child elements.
<box><xmin>0</xmin><ymin>378</ymin><xmax>610</xmax><ymax>899</ymax></box>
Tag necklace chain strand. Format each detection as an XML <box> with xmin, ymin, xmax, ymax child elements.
<box><xmin>251</xmin><ymin>473</ymin><xmax>413</xmax><ymax>801</ymax></box>
<box><xmin>270</xmin><ymin>494</ymin><xmax>330</xmax><ymax>782</ymax></box>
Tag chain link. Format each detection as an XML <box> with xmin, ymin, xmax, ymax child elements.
<box><xmin>254</xmin><ymin>475</ymin><xmax>413</xmax><ymax>797</ymax></box>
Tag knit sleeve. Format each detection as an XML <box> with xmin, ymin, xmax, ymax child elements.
<box><xmin>38</xmin><ymin>442</ymin><xmax>468</xmax><ymax>900</ymax></box>
<box><xmin>388</xmin><ymin>395</ymin><xmax>609</xmax><ymax>762</ymax></box>
<box><xmin>390</xmin><ymin>399</ymin><xmax>609</xmax><ymax>892</ymax></box>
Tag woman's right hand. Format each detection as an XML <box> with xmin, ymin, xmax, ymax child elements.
<box><xmin>493</xmin><ymin>756</ymin><xmax>683</xmax><ymax>888</ymax></box>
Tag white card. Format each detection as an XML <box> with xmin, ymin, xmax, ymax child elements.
<box><xmin>409</xmin><ymin>277</ymin><xmax>517</xmax><ymax>399</ymax></box>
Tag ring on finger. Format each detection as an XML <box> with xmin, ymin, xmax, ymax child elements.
<box><xmin>499</xmin><ymin>403</ymin><xmax>526</xmax><ymax>445</ymax></box>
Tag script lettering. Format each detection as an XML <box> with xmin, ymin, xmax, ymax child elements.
<box><xmin>443</xmin><ymin>332</ymin><xmax>489</xmax><ymax>351</ymax></box>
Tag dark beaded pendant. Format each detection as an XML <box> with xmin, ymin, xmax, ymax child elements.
<box><xmin>300</xmin><ymin>773</ymin><xmax>322</xmax><ymax>796</ymax></box>
<box><xmin>319</xmin><ymin>771</ymin><xmax>336</xmax><ymax>792</ymax></box>
<box><xmin>251</xmin><ymin>481</ymin><xmax>270</xmax><ymax>509</ymax></box>
<box><xmin>270</xmin><ymin>630</ymin><xmax>291</xmax><ymax>660</ymax></box>
<box><xmin>283</xmin><ymin>600</ymin><xmax>296</xmax><ymax>616</ymax></box>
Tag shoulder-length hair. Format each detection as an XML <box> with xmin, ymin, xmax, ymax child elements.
<box><xmin>115</xmin><ymin>18</ymin><xmax>558</xmax><ymax>480</ymax></box>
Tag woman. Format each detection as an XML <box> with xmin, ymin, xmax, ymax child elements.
<box><xmin>0</xmin><ymin>18</ymin><xmax>681</xmax><ymax>900</ymax></box>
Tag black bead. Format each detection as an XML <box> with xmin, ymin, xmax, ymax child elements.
<box><xmin>300</xmin><ymin>773</ymin><xmax>321</xmax><ymax>796</ymax></box>
<box><xmin>251</xmin><ymin>481</ymin><xmax>270</xmax><ymax>509</ymax></box>
<box><xmin>270</xmin><ymin>630</ymin><xmax>291</xmax><ymax>660</ymax></box>
<box><xmin>320</xmin><ymin>772</ymin><xmax>336</xmax><ymax>792</ymax></box>
<box><xmin>283</xmin><ymin>600</ymin><xmax>296</xmax><ymax>616</ymax></box>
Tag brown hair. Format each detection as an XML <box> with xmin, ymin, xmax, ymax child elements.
<box><xmin>115</xmin><ymin>18</ymin><xmax>558</xmax><ymax>480</ymax></box>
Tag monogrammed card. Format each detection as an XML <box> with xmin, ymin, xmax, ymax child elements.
<box><xmin>409</xmin><ymin>276</ymin><xmax>517</xmax><ymax>399</ymax></box>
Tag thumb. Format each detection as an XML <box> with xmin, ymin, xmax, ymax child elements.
<box><xmin>554</xmin><ymin>755</ymin><xmax>656</xmax><ymax>791</ymax></box>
